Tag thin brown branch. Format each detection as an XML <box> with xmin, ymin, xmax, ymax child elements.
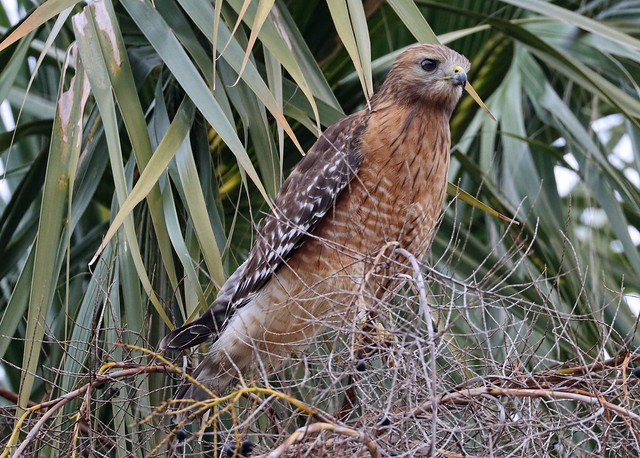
<box><xmin>415</xmin><ymin>386</ymin><xmax>640</xmax><ymax>427</ymax></box>
<box><xmin>4</xmin><ymin>364</ymin><xmax>177</xmax><ymax>457</ymax></box>
<box><xmin>265</xmin><ymin>422</ymin><xmax>380</xmax><ymax>458</ymax></box>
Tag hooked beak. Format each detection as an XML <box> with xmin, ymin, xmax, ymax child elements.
<box><xmin>435</xmin><ymin>65</ymin><xmax>496</xmax><ymax>121</ymax></box>
<box><xmin>435</xmin><ymin>65</ymin><xmax>467</xmax><ymax>88</ymax></box>
<box><xmin>450</xmin><ymin>65</ymin><xmax>467</xmax><ymax>88</ymax></box>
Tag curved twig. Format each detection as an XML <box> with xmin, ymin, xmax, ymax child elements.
<box><xmin>266</xmin><ymin>422</ymin><xmax>380</xmax><ymax>458</ymax></box>
<box><xmin>414</xmin><ymin>386</ymin><xmax>640</xmax><ymax>426</ymax></box>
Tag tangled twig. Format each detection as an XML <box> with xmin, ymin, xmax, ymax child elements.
<box><xmin>265</xmin><ymin>422</ymin><xmax>380</xmax><ymax>458</ymax></box>
<box><xmin>4</xmin><ymin>364</ymin><xmax>176</xmax><ymax>458</ymax></box>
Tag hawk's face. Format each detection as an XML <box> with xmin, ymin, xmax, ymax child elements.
<box><xmin>377</xmin><ymin>44</ymin><xmax>471</xmax><ymax>116</ymax></box>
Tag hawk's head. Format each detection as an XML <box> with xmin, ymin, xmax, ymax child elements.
<box><xmin>373</xmin><ymin>44</ymin><xmax>471</xmax><ymax>117</ymax></box>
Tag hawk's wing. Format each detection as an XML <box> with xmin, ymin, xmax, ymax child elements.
<box><xmin>160</xmin><ymin>113</ymin><xmax>368</xmax><ymax>350</ymax></box>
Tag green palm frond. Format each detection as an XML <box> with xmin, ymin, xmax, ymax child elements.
<box><xmin>1</xmin><ymin>0</ymin><xmax>639</xmax><ymax>455</ymax></box>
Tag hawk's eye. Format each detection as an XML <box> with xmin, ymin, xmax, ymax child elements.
<box><xmin>420</xmin><ymin>58</ymin><xmax>438</xmax><ymax>72</ymax></box>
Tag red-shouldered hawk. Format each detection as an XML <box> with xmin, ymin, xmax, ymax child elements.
<box><xmin>160</xmin><ymin>44</ymin><xmax>470</xmax><ymax>400</ymax></box>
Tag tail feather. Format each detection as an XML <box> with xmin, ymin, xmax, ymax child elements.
<box><xmin>171</xmin><ymin>378</ymin><xmax>226</xmax><ymax>421</ymax></box>
<box><xmin>174</xmin><ymin>362</ymin><xmax>235</xmax><ymax>402</ymax></box>
<box><xmin>170</xmin><ymin>350</ymin><xmax>238</xmax><ymax>422</ymax></box>
<box><xmin>173</xmin><ymin>378</ymin><xmax>217</xmax><ymax>404</ymax></box>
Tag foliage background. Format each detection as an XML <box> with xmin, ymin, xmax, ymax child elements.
<box><xmin>1</xmin><ymin>0</ymin><xmax>640</xmax><ymax>456</ymax></box>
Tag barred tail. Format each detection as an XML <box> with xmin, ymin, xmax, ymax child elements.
<box><xmin>173</xmin><ymin>351</ymin><xmax>236</xmax><ymax>402</ymax></box>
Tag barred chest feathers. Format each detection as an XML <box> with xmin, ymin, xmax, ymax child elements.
<box><xmin>321</xmin><ymin>105</ymin><xmax>451</xmax><ymax>262</ymax></box>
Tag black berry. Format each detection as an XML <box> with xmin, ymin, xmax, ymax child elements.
<box><xmin>176</xmin><ymin>428</ymin><xmax>188</xmax><ymax>442</ymax></box>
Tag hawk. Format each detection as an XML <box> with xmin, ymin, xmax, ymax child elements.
<box><xmin>160</xmin><ymin>44</ymin><xmax>470</xmax><ymax>400</ymax></box>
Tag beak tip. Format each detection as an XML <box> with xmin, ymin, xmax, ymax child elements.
<box><xmin>452</xmin><ymin>69</ymin><xmax>467</xmax><ymax>88</ymax></box>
